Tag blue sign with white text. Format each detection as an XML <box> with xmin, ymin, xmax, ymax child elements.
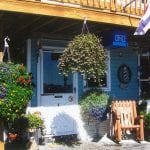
<box><xmin>112</xmin><ymin>31</ymin><xmax>128</xmax><ymax>47</ymax></box>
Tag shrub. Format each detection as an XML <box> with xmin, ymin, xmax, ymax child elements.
<box><xmin>26</xmin><ymin>113</ymin><xmax>44</xmax><ymax>129</ymax></box>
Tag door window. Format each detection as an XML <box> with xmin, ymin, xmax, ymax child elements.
<box><xmin>42</xmin><ymin>52</ymin><xmax>73</xmax><ymax>94</ymax></box>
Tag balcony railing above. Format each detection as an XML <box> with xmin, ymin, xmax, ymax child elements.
<box><xmin>39</xmin><ymin>0</ymin><xmax>147</xmax><ymax>17</ymax></box>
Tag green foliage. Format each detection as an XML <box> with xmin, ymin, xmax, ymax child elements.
<box><xmin>80</xmin><ymin>90</ymin><xmax>110</xmax><ymax>121</ymax></box>
<box><xmin>143</xmin><ymin>112</ymin><xmax>150</xmax><ymax>130</ymax></box>
<box><xmin>0</xmin><ymin>62</ymin><xmax>33</xmax><ymax>122</ymax></box>
<box><xmin>58</xmin><ymin>33</ymin><xmax>107</xmax><ymax>84</ymax></box>
<box><xmin>80</xmin><ymin>90</ymin><xmax>109</xmax><ymax>113</ymax></box>
<box><xmin>25</xmin><ymin>113</ymin><xmax>44</xmax><ymax>129</ymax></box>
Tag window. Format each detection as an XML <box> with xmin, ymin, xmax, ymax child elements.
<box><xmin>84</xmin><ymin>51</ymin><xmax>110</xmax><ymax>91</ymax></box>
<box><xmin>42</xmin><ymin>51</ymin><xmax>73</xmax><ymax>94</ymax></box>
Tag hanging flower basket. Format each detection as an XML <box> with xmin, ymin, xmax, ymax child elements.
<box><xmin>58</xmin><ymin>33</ymin><xmax>107</xmax><ymax>84</ymax></box>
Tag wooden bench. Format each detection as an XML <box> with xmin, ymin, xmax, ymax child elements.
<box><xmin>111</xmin><ymin>100</ymin><xmax>144</xmax><ymax>142</ymax></box>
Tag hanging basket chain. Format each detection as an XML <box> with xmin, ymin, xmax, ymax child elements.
<box><xmin>82</xmin><ymin>17</ymin><xmax>89</xmax><ymax>34</ymax></box>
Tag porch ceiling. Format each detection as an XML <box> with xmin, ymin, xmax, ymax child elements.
<box><xmin>0</xmin><ymin>11</ymin><xmax>149</xmax><ymax>53</ymax></box>
<box><xmin>0</xmin><ymin>11</ymin><xmax>134</xmax><ymax>40</ymax></box>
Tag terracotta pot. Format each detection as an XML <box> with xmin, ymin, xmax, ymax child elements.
<box><xmin>8</xmin><ymin>133</ymin><xmax>17</xmax><ymax>141</ymax></box>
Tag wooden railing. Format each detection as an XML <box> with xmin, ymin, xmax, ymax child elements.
<box><xmin>40</xmin><ymin>0</ymin><xmax>147</xmax><ymax>17</ymax></box>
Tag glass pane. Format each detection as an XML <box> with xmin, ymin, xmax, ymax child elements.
<box><xmin>43</xmin><ymin>52</ymin><xmax>73</xmax><ymax>93</ymax></box>
<box><xmin>87</xmin><ymin>74</ymin><xmax>107</xmax><ymax>88</ymax></box>
<box><xmin>140</xmin><ymin>55</ymin><xmax>150</xmax><ymax>99</ymax></box>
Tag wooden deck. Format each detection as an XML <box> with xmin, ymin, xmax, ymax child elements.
<box><xmin>0</xmin><ymin>0</ymin><xmax>146</xmax><ymax>27</ymax></box>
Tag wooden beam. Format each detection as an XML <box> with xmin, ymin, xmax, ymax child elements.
<box><xmin>50</xmin><ymin>21</ymin><xmax>80</xmax><ymax>34</ymax></box>
<box><xmin>31</xmin><ymin>17</ymin><xmax>58</xmax><ymax>32</ymax></box>
<box><xmin>0</xmin><ymin>0</ymin><xmax>140</xmax><ymax>27</ymax></box>
<box><xmin>15</xmin><ymin>16</ymin><xmax>43</xmax><ymax>34</ymax></box>
<box><xmin>0</xmin><ymin>122</ymin><xmax>4</xmax><ymax>150</ymax></box>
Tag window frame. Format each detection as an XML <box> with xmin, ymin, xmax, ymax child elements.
<box><xmin>83</xmin><ymin>51</ymin><xmax>111</xmax><ymax>92</ymax></box>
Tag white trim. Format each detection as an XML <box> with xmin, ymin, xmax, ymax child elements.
<box><xmin>73</xmin><ymin>73</ymin><xmax>78</xmax><ymax>103</ymax></box>
<box><xmin>27</xmin><ymin>39</ymin><xmax>32</xmax><ymax>106</ymax></box>
<box><xmin>27</xmin><ymin>39</ymin><xmax>31</xmax><ymax>72</ymax></box>
<box><xmin>104</xmin><ymin>50</ymin><xmax>111</xmax><ymax>91</ymax></box>
<box><xmin>41</xmin><ymin>46</ymin><xmax>65</xmax><ymax>53</ymax></box>
<box><xmin>37</xmin><ymin>49</ymin><xmax>42</xmax><ymax>106</ymax></box>
<box><xmin>40</xmin><ymin>50</ymin><xmax>44</xmax><ymax>95</ymax></box>
<box><xmin>38</xmin><ymin>47</ymin><xmax>78</xmax><ymax>106</ymax></box>
<box><xmin>84</xmin><ymin>50</ymin><xmax>111</xmax><ymax>92</ymax></box>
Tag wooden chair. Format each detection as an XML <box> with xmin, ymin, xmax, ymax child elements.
<box><xmin>111</xmin><ymin>100</ymin><xmax>144</xmax><ymax>142</ymax></box>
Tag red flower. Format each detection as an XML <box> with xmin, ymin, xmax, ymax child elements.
<box><xmin>26</xmin><ymin>79</ymin><xmax>31</xmax><ymax>85</ymax></box>
<box><xmin>17</xmin><ymin>76</ymin><xmax>24</xmax><ymax>83</ymax></box>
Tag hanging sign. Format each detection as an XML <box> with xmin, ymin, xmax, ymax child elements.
<box><xmin>101</xmin><ymin>30</ymin><xmax>128</xmax><ymax>47</ymax></box>
<box><xmin>112</xmin><ymin>31</ymin><xmax>128</xmax><ymax>47</ymax></box>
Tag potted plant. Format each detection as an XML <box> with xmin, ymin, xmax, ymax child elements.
<box><xmin>26</xmin><ymin>113</ymin><xmax>44</xmax><ymax>132</ymax></box>
<box><xmin>8</xmin><ymin>133</ymin><xmax>18</xmax><ymax>142</ymax></box>
<box><xmin>80</xmin><ymin>90</ymin><xmax>110</xmax><ymax>121</ymax></box>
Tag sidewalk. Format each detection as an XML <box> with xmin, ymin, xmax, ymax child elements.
<box><xmin>38</xmin><ymin>136</ymin><xmax>150</xmax><ymax>150</ymax></box>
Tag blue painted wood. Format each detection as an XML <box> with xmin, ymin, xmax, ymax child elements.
<box><xmin>30</xmin><ymin>39</ymin><xmax>38</xmax><ymax>106</ymax></box>
<box><xmin>109</xmin><ymin>49</ymin><xmax>139</xmax><ymax>100</ymax></box>
<box><xmin>30</xmin><ymin>39</ymin><xmax>139</xmax><ymax>106</ymax></box>
<box><xmin>78</xmin><ymin>74</ymin><xmax>84</xmax><ymax>101</ymax></box>
<box><xmin>30</xmin><ymin>39</ymin><xmax>69</xmax><ymax>106</ymax></box>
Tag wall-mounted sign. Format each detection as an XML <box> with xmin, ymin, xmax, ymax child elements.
<box><xmin>117</xmin><ymin>64</ymin><xmax>131</xmax><ymax>84</ymax></box>
<box><xmin>101</xmin><ymin>30</ymin><xmax>128</xmax><ymax>47</ymax></box>
<box><xmin>112</xmin><ymin>31</ymin><xmax>128</xmax><ymax>47</ymax></box>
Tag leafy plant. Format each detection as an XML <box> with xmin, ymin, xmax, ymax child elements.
<box><xmin>0</xmin><ymin>62</ymin><xmax>33</xmax><ymax>126</ymax></box>
<box><xmin>80</xmin><ymin>90</ymin><xmax>109</xmax><ymax>121</ymax></box>
<box><xmin>140</xmin><ymin>111</ymin><xmax>150</xmax><ymax>141</ymax></box>
<box><xmin>58</xmin><ymin>33</ymin><xmax>107</xmax><ymax>84</ymax></box>
<box><xmin>143</xmin><ymin>112</ymin><xmax>150</xmax><ymax>130</ymax></box>
<box><xmin>26</xmin><ymin>113</ymin><xmax>44</xmax><ymax>129</ymax></box>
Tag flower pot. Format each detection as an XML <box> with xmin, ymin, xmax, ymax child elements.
<box><xmin>8</xmin><ymin>133</ymin><xmax>17</xmax><ymax>141</ymax></box>
<box><xmin>28</xmin><ymin>128</ymin><xmax>36</xmax><ymax>133</ymax></box>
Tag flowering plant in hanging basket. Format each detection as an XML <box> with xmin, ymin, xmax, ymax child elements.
<box><xmin>0</xmin><ymin>62</ymin><xmax>33</xmax><ymax>134</ymax></box>
<box><xmin>58</xmin><ymin>33</ymin><xmax>107</xmax><ymax>84</ymax></box>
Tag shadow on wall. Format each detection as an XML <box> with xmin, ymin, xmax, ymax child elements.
<box><xmin>50</xmin><ymin>112</ymin><xmax>79</xmax><ymax>143</ymax></box>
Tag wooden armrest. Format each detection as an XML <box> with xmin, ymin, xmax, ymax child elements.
<box><xmin>139</xmin><ymin>115</ymin><xmax>144</xmax><ymax>119</ymax></box>
<box><xmin>136</xmin><ymin>115</ymin><xmax>144</xmax><ymax>120</ymax></box>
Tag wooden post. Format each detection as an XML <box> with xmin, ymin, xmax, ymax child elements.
<box><xmin>0</xmin><ymin>52</ymin><xmax>3</xmax><ymax>62</ymax></box>
<box><xmin>116</xmin><ymin>115</ymin><xmax>121</xmax><ymax>142</ymax></box>
<box><xmin>140</xmin><ymin>115</ymin><xmax>144</xmax><ymax>140</ymax></box>
<box><xmin>0</xmin><ymin>122</ymin><xmax>4</xmax><ymax>150</ymax></box>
